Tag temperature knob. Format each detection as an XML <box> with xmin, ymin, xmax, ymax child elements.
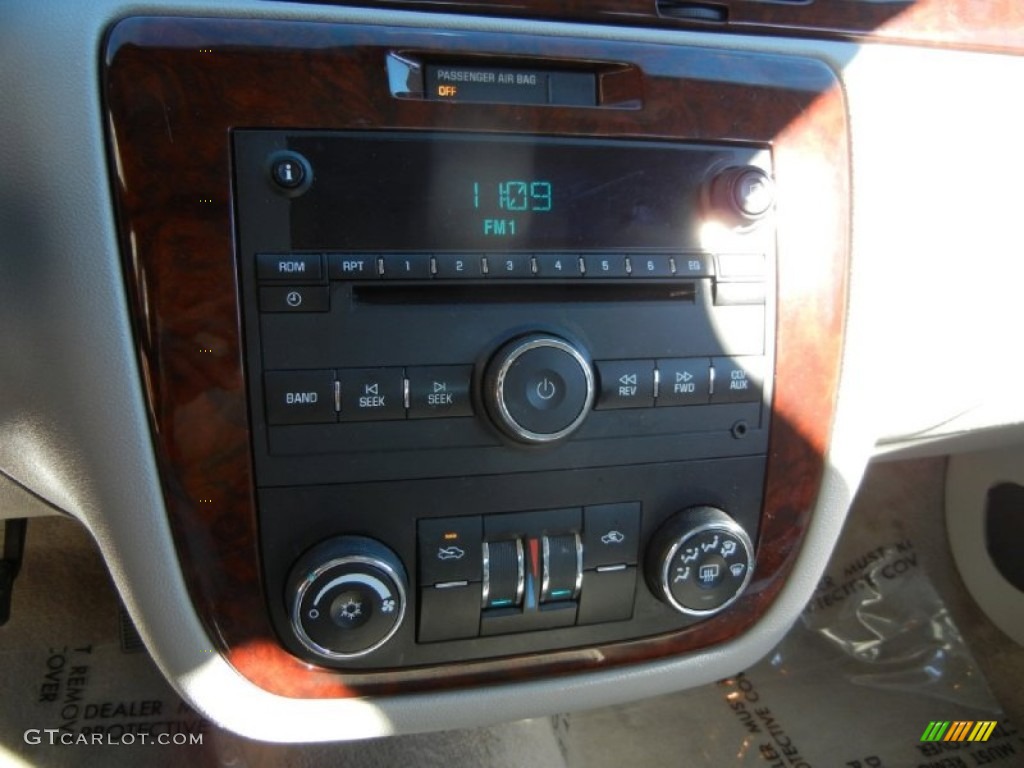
<box><xmin>646</xmin><ymin>506</ymin><xmax>754</xmax><ymax>617</ymax></box>
<box><xmin>287</xmin><ymin>536</ymin><xmax>407</xmax><ymax>661</ymax></box>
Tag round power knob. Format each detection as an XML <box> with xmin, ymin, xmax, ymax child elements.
<box><xmin>483</xmin><ymin>333</ymin><xmax>595</xmax><ymax>444</ymax></box>
<box><xmin>710</xmin><ymin>166</ymin><xmax>775</xmax><ymax>225</ymax></box>
<box><xmin>646</xmin><ymin>506</ymin><xmax>754</xmax><ymax>617</ymax></box>
<box><xmin>287</xmin><ymin>536</ymin><xmax>407</xmax><ymax>661</ymax></box>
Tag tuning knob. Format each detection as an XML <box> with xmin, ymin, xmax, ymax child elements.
<box><xmin>646</xmin><ymin>506</ymin><xmax>754</xmax><ymax>616</ymax></box>
<box><xmin>709</xmin><ymin>166</ymin><xmax>775</xmax><ymax>226</ymax></box>
<box><xmin>287</xmin><ymin>536</ymin><xmax>407</xmax><ymax>661</ymax></box>
<box><xmin>483</xmin><ymin>333</ymin><xmax>595</xmax><ymax>444</ymax></box>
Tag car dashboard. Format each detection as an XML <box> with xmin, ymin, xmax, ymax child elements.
<box><xmin>1</xmin><ymin>0</ymin><xmax>1023</xmax><ymax>744</ymax></box>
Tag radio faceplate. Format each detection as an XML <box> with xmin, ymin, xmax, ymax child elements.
<box><xmin>234</xmin><ymin>130</ymin><xmax>776</xmax><ymax>668</ymax></box>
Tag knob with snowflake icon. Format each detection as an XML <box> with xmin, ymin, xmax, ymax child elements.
<box><xmin>287</xmin><ymin>536</ymin><xmax>408</xmax><ymax>661</ymax></box>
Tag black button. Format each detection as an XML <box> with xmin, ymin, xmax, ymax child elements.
<box><xmin>418</xmin><ymin>584</ymin><xmax>481</xmax><ymax>642</ymax></box>
<box><xmin>541</xmin><ymin>534</ymin><xmax>581</xmax><ymax>603</ymax></box>
<box><xmin>381</xmin><ymin>254</ymin><xmax>432</xmax><ymax>280</ymax></box>
<box><xmin>667</xmin><ymin>529</ymin><xmax>751</xmax><ymax>611</ymax></box>
<box><xmin>583</xmin><ymin>502</ymin><xmax>640</xmax><ymax>569</ymax></box>
<box><xmin>485</xmin><ymin>254</ymin><xmax>533</xmax><ymax>278</ymax></box>
<box><xmin>673</xmin><ymin>254</ymin><xmax>714</xmax><ymax>278</ymax></box>
<box><xmin>407</xmin><ymin>365</ymin><xmax>473</xmax><ymax>419</ymax></box>
<box><xmin>535</xmin><ymin>254</ymin><xmax>582</xmax><ymax>278</ymax></box>
<box><xmin>577</xmin><ymin>567</ymin><xmax>636</xmax><ymax>625</ymax></box>
<box><xmin>595</xmin><ymin>360</ymin><xmax>655</xmax><ymax>409</ymax></box>
<box><xmin>337</xmin><ymin>368</ymin><xmax>405</xmax><ymax>421</ymax></box>
<box><xmin>502</xmin><ymin>345</ymin><xmax>591</xmax><ymax>437</ymax></box>
<box><xmin>711</xmin><ymin>356</ymin><xmax>764</xmax><ymax>404</ymax></box>
<box><xmin>484</xmin><ymin>539</ymin><xmax>523</xmax><ymax>609</ymax></box>
<box><xmin>418</xmin><ymin>516</ymin><xmax>483</xmax><ymax>585</ymax></box>
<box><xmin>257</xmin><ymin>253</ymin><xmax>323</xmax><ymax>282</ymax></box>
<box><xmin>328</xmin><ymin>254</ymin><xmax>379</xmax><ymax>280</ymax></box>
<box><xmin>259</xmin><ymin>286</ymin><xmax>330</xmax><ymax>313</ymax></box>
<box><xmin>435</xmin><ymin>254</ymin><xmax>484</xmax><ymax>279</ymax></box>
<box><xmin>270</xmin><ymin>153</ymin><xmax>308</xmax><ymax>190</ymax></box>
<box><xmin>657</xmin><ymin>358</ymin><xmax>711</xmax><ymax>406</ymax></box>
<box><xmin>583</xmin><ymin>254</ymin><xmax>628</xmax><ymax>278</ymax></box>
<box><xmin>629</xmin><ymin>254</ymin><xmax>673</xmax><ymax>278</ymax></box>
<box><xmin>264</xmin><ymin>370</ymin><xmax>336</xmax><ymax>425</ymax></box>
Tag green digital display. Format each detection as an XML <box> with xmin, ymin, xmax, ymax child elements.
<box><xmin>472</xmin><ymin>181</ymin><xmax>553</xmax><ymax>213</ymax></box>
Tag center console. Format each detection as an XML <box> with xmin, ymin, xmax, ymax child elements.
<box><xmin>235</xmin><ymin>129</ymin><xmax>773</xmax><ymax>667</ymax></box>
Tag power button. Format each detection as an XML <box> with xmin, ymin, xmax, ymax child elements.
<box><xmin>484</xmin><ymin>334</ymin><xmax>595</xmax><ymax>444</ymax></box>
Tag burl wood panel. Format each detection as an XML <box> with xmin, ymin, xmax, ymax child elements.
<box><xmin>104</xmin><ymin>16</ymin><xmax>848</xmax><ymax>698</ymax></box>
<box><xmin>336</xmin><ymin>0</ymin><xmax>1024</xmax><ymax>54</ymax></box>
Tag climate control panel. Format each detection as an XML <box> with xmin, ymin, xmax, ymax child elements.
<box><xmin>266</xmin><ymin>458</ymin><xmax>764</xmax><ymax>668</ymax></box>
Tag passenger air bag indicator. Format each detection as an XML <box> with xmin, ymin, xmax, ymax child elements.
<box><xmin>425</xmin><ymin>65</ymin><xmax>596</xmax><ymax>106</ymax></box>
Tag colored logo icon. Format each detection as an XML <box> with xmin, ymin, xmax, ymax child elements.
<box><xmin>921</xmin><ymin>721</ymin><xmax>998</xmax><ymax>743</ymax></box>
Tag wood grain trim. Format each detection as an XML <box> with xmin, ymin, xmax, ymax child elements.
<box><xmin>104</xmin><ymin>15</ymin><xmax>848</xmax><ymax>698</ymax></box>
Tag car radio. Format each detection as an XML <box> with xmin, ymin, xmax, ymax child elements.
<box><xmin>233</xmin><ymin>129</ymin><xmax>776</xmax><ymax>668</ymax></box>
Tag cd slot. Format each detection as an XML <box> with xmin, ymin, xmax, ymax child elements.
<box><xmin>352</xmin><ymin>282</ymin><xmax>697</xmax><ymax>306</ymax></box>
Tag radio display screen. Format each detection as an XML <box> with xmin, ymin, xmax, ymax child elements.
<box><xmin>287</xmin><ymin>132</ymin><xmax>726</xmax><ymax>251</ymax></box>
